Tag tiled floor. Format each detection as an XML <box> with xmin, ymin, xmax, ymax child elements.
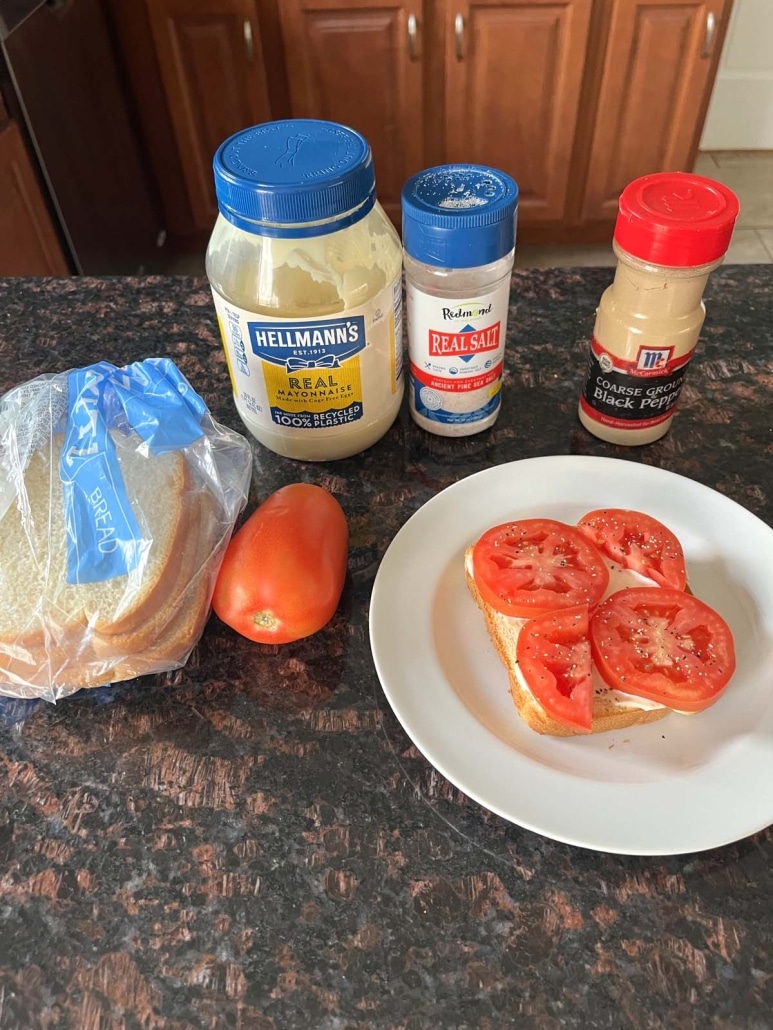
<box><xmin>515</xmin><ymin>150</ymin><xmax>773</xmax><ymax>269</ymax></box>
<box><xmin>159</xmin><ymin>151</ymin><xmax>773</xmax><ymax>273</ymax></box>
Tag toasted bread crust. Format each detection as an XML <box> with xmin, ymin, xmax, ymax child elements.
<box><xmin>464</xmin><ymin>546</ymin><xmax>670</xmax><ymax>737</ymax></box>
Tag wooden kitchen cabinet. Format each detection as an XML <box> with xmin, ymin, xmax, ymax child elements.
<box><xmin>115</xmin><ymin>0</ymin><xmax>732</xmax><ymax>242</ymax></box>
<box><xmin>277</xmin><ymin>0</ymin><xmax>594</xmax><ymax>227</ymax></box>
<box><xmin>445</xmin><ymin>0</ymin><xmax>593</xmax><ymax>225</ymax></box>
<box><xmin>0</xmin><ymin>119</ymin><xmax>70</xmax><ymax>277</ymax></box>
<box><xmin>143</xmin><ymin>0</ymin><xmax>274</xmax><ymax>230</ymax></box>
<box><xmin>580</xmin><ymin>0</ymin><xmax>734</xmax><ymax>222</ymax></box>
<box><xmin>277</xmin><ymin>0</ymin><xmax>426</xmax><ymax>225</ymax></box>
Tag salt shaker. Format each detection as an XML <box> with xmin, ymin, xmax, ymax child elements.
<box><xmin>401</xmin><ymin>164</ymin><xmax>518</xmax><ymax>436</ymax></box>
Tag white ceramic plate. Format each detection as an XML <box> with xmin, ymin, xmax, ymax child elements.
<box><xmin>369</xmin><ymin>456</ymin><xmax>773</xmax><ymax>855</ymax></box>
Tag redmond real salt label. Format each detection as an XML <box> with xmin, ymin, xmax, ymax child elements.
<box><xmin>406</xmin><ymin>283</ymin><xmax>509</xmax><ymax>428</ymax></box>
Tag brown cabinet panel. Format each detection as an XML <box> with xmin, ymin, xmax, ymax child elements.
<box><xmin>581</xmin><ymin>0</ymin><xmax>732</xmax><ymax>222</ymax></box>
<box><xmin>0</xmin><ymin>121</ymin><xmax>70</xmax><ymax>277</ymax></box>
<box><xmin>116</xmin><ymin>0</ymin><xmax>730</xmax><ymax>242</ymax></box>
<box><xmin>445</xmin><ymin>0</ymin><xmax>593</xmax><ymax>223</ymax></box>
<box><xmin>145</xmin><ymin>0</ymin><xmax>272</xmax><ymax>230</ymax></box>
<box><xmin>278</xmin><ymin>0</ymin><xmax>425</xmax><ymax>224</ymax></box>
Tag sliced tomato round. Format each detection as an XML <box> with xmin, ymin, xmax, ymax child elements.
<box><xmin>472</xmin><ymin>518</ymin><xmax>610</xmax><ymax>618</ymax></box>
<box><xmin>590</xmin><ymin>587</ymin><xmax>736</xmax><ymax>713</ymax></box>
<box><xmin>516</xmin><ymin>604</ymin><xmax>593</xmax><ymax>733</ymax></box>
<box><xmin>577</xmin><ymin>508</ymin><xmax>687</xmax><ymax>590</ymax></box>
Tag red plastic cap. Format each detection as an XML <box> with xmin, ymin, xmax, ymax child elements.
<box><xmin>614</xmin><ymin>172</ymin><xmax>740</xmax><ymax>267</ymax></box>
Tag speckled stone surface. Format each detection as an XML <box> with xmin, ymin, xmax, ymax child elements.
<box><xmin>0</xmin><ymin>270</ymin><xmax>771</xmax><ymax>1029</ymax></box>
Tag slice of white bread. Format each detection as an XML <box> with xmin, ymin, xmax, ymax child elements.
<box><xmin>0</xmin><ymin>430</ymin><xmax>231</xmax><ymax>698</ymax></box>
<box><xmin>0</xmin><ymin>433</ymin><xmax>189</xmax><ymax>648</ymax></box>
<box><xmin>91</xmin><ymin>485</ymin><xmax>219</xmax><ymax>661</ymax></box>
<box><xmin>0</xmin><ymin>578</ymin><xmax>210</xmax><ymax>692</ymax></box>
<box><xmin>464</xmin><ymin>547</ymin><xmax>671</xmax><ymax>737</ymax></box>
<box><xmin>0</xmin><ymin>451</ymin><xmax>228</xmax><ymax>692</ymax></box>
<box><xmin>0</xmin><ymin>487</ymin><xmax>218</xmax><ymax>694</ymax></box>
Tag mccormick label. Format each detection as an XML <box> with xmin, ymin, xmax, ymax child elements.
<box><xmin>579</xmin><ymin>337</ymin><xmax>694</xmax><ymax>430</ymax></box>
<box><xmin>213</xmin><ymin>278</ymin><xmax>402</xmax><ymax>434</ymax></box>
<box><xmin>406</xmin><ymin>283</ymin><xmax>510</xmax><ymax>427</ymax></box>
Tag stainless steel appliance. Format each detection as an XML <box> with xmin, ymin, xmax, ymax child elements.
<box><xmin>0</xmin><ymin>0</ymin><xmax>163</xmax><ymax>274</ymax></box>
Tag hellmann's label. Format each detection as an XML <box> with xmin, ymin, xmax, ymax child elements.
<box><xmin>406</xmin><ymin>284</ymin><xmax>509</xmax><ymax>427</ymax></box>
<box><xmin>214</xmin><ymin>280</ymin><xmax>402</xmax><ymax>433</ymax></box>
<box><xmin>579</xmin><ymin>337</ymin><xmax>694</xmax><ymax>431</ymax></box>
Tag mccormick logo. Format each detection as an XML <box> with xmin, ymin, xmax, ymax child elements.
<box><xmin>637</xmin><ymin>346</ymin><xmax>673</xmax><ymax>371</ymax></box>
<box><xmin>248</xmin><ymin>316</ymin><xmax>366</xmax><ymax>368</ymax></box>
<box><xmin>429</xmin><ymin>322</ymin><xmax>500</xmax><ymax>362</ymax></box>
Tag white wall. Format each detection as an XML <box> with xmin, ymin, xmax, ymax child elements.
<box><xmin>700</xmin><ymin>0</ymin><xmax>773</xmax><ymax>150</ymax></box>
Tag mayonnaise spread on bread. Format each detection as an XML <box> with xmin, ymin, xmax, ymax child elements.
<box><xmin>464</xmin><ymin>550</ymin><xmax>667</xmax><ymax>713</ymax></box>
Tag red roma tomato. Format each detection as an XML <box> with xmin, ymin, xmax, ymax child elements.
<box><xmin>577</xmin><ymin>508</ymin><xmax>687</xmax><ymax>590</ymax></box>
<box><xmin>515</xmin><ymin>605</ymin><xmax>593</xmax><ymax>733</ymax></box>
<box><xmin>212</xmin><ymin>483</ymin><xmax>348</xmax><ymax>644</ymax></box>
<box><xmin>472</xmin><ymin>518</ymin><xmax>610</xmax><ymax>618</ymax></box>
<box><xmin>590</xmin><ymin>587</ymin><xmax>736</xmax><ymax>712</ymax></box>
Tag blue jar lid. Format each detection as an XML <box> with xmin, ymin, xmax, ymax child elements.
<box><xmin>402</xmin><ymin>164</ymin><xmax>519</xmax><ymax>268</ymax></box>
<box><xmin>213</xmin><ymin>119</ymin><xmax>376</xmax><ymax>237</ymax></box>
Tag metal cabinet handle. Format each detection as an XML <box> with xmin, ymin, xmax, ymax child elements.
<box><xmin>455</xmin><ymin>13</ymin><xmax>465</xmax><ymax>60</ymax></box>
<box><xmin>701</xmin><ymin>11</ymin><xmax>717</xmax><ymax>59</ymax></box>
<box><xmin>244</xmin><ymin>19</ymin><xmax>254</xmax><ymax>61</ymax></box>
<box><xmin>407</xmin><ymin>13</ymin><xmax>419</xmax><ymax>60</ymax></box>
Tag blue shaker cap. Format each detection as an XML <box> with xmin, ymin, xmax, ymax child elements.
<box><xmin>213</xmin><ymin>119</ymin><xmax>376</xmax><ymax>237</ymax></box>
<box><xmin>402</xmin><ymin>164</ymin><xmax>519</xmax><ymax>268</ymax></box>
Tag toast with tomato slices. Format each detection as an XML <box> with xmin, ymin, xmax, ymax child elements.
<box><xmin>464</xmin><ymin>549</ymin><xmax>671</xmax><ymax>736</ymax></box>
<box><xmin>465</xmin><ymin>510</ymin><xmax>736</xmax><ymax>737</ymax></box>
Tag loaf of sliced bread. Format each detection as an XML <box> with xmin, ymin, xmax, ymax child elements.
<box><xmin>0</xmin><ymin>433</ymin><xmax>189</xmax><ymax>646</ymax></box>
<box><xmin>0</xmin><ymin>433</ymin><xmax>218</xmax><ymax>696</ymax></box>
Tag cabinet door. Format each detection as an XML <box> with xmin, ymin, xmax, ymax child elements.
<box><xmin>278</xmin><ymin>0</ymin><xmax>425</xmax><ymax>226</ymax></box>
<box><xmin>0</xmin><ymin>120</ymin><xmax>70</xmax><ymax>277</ymax></box>
<box><xmin>445</xmin><ymin>0</ymin><xmax>593</xmax><ymax>224</ymax></box>
<box><xmin>581</xmin><ymin>0</ymin><xmax>732</xmax><ymax>222</ymax></box>
<box><xmin>145</xmin><ymin>0</ymin><xmax>272</xmax><ymax>230</ymax></box>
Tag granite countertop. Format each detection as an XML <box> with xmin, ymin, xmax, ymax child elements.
<box><xmin>0</xmin><ymin>269</ymin><xmax>772</xmax><ymax>1029</ymax></box>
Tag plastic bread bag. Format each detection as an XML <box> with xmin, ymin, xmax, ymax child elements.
<box><xmin>0</xmin><ymin>358</ymin><xmax>253</xmax><ymax>702</ymax></box>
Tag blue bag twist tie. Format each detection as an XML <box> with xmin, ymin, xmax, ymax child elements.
<box><xmin>60</xmin><ymin>359</ymin><xmax>207</xmax><ymax>586</ymax></box>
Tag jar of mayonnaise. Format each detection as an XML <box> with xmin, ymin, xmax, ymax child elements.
<box><xmin>207</xmin><ymin>120</ymin><xmax>404</xmax><ymax>461</ymax></box>
<box><xmin>578</xmin><ymin>172</ymin><xmax>739</xmax><ymax>445</ymax></box>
